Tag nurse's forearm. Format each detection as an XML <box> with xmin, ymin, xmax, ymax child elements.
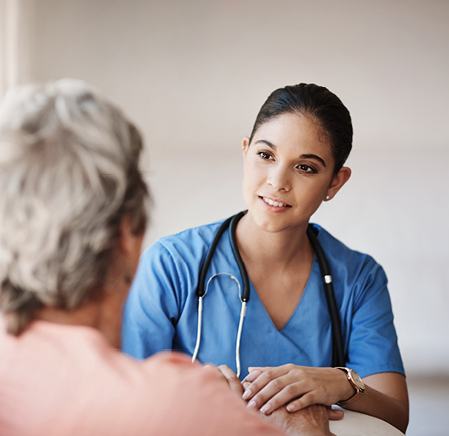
<box><xmin>341</xmin><ymin>373</ymin><xmax>409</xmax><ymax>433</ymax></box>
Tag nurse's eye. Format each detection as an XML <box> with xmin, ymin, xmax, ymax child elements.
<box><xmin>257</xmin><ymin>151</ymin><xmax>273</xmax><ymax>160</ymax></box>
<box><xmin>296</xmin><ymin>164</ymin><xmax>317</xmax><ymax>173</ymax></box>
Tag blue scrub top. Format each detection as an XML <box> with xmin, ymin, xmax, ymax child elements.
<box><xmin>122</xmin><ymin>219</ymin><xmax>405</xmax><ymax>380</ymax></box>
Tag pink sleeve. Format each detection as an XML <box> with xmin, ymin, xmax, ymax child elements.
<box><xmin>139</xmin><ymin>352</ymin><xmax>284</xmax><ymax>436</ymax></box>
<box><xmin>0</xmin><ymin>323</ymin><xmax>283</xmax><ymax>436</ymax></box>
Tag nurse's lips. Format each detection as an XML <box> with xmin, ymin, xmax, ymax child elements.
<box><xmin>260</xmin><ymin>196</ymin><xmax>291</xmax><ymax>208</ymax></box>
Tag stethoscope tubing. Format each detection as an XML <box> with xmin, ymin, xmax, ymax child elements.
<box><xmin>193</xmin><ymin>272</ymin><xmax>246</xmax><ymax>376</ymax></box>
<box><xmin>306</xmin><ymin>225</ymin><xmax>345</xmax><ymax>367</ymax></box>
<box><xmin>193</xmin><ymin>211</ymin><xmax>345</xmax><ymax>376</ymax></box>
<box><xmin>229</xmin><ymin>211</ymin><xmax>250</xmax><ymax>302</ymax></box>
<box><xmin>196</xmin><ymin>216</ymin><xmax>233</xmax><ymax>299</ymax></box>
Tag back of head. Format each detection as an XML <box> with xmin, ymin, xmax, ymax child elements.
<box><xmin>0</xmin><ymin>79</ymin><xmax>148</xmax><ymax>335</ymax></box>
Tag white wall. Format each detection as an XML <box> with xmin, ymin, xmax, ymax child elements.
<box><xmin>0</xmin><ymin>0</ymin><xmax>34</xmax><ymax>95</ymax></box>
<box><xmin>20</xmin><ymin>0</ymin><xmax>449</xmax><ymax>374</ymax></box>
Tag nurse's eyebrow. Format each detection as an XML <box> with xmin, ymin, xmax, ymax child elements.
<box><xmin>255</xmin><ymin>140</ymin><xmax>327</xmax><ymax>167</ymax></box>
<box><xmin>255</xmin><ymin>139</ymin><xmax>276</xmax><ymax>149</ymax></box>
<box><xmin>301</xmin><ymin>154</ymin><xmax>326</xmax><ymax>167</ymax></box>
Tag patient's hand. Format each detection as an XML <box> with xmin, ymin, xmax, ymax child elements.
<box><xmin>217</xmin><ymin>364</ymin><xmax>244</xmax><ymax>396</ymax></box>
<box><xmin>203</xmin><ymin>364</ymin><xmax>244</xmax><ymax>397</ymax></box>
<box><xmin>267</xmin><ymin>404</ymin><xmax>338</xmax><ymax>436</ymax></box>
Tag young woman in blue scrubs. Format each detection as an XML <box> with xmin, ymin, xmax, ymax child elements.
<box><xmin>122</xmin><ymin>83</ymin><xmax>409</xmax><ymax>432</ymax></box>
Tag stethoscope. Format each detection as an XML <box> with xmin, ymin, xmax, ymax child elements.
<box><xmin>192</xmin><ymin>211</ymin><xmax>345</xmax><ymax>377</ymax></box>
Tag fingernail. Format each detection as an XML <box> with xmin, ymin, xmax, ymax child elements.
<box><xmin>242</xmin><ymin>382</ymin><xmax>250</xmax><ymax>390</ymax></box>
<box><xmin>247</xmin><ymin>400</ymin><xmax>257</xmax><ymax>409</ymax></box>
<box><xmin>286</xmin><ymin>404</ymin><xmax>296</xmax><ymax>412</ymax></box>
<box><xmin>242</xmin><ymin>389</ymin><xmax>252</xmax><ymax>400</ymax></box>
<box><xmin>260</xmin><ymin>404</ymin><xmax>271</xmax><ymax>414</ymax></box>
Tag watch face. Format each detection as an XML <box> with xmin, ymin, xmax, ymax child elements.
<box><xmin>350</xmin><ymin>370</ymin><xmax>365</xmax><ymax>390</ymax></box>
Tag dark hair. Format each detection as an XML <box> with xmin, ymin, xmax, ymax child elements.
<box><xmin>248</xmin><ymin>83</ymin><xmax>353</xmax><ymax>173</ymax></box>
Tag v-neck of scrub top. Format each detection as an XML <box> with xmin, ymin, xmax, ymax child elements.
<box><xmin>221</xmin><ymin>228</ymin><xmax>331</xmax><ymax>372</ymax></box>
<box><xmin>239</xmin><ymin>259</ymin><xmax>330</xmax><ymax>372</ymax></box>
<box><xmin>223</xmin><ymin>225</ymin><xmax>322</xmax><ymax>336</ymax></box>
<box><xmin>248</xmin><ymin>256</ymin><xmax>320</xmax><ymax>335</ymax></box>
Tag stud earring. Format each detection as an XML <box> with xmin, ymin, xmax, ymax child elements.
<box><xmin>124</xmin><ymin>271</ymin><xmax>133</xmax><ymax>285</ymax></box>
<box><xmin>326</xmin><ymin>196</ymin><xmax>330</xmax><ymax>200</ymax></box>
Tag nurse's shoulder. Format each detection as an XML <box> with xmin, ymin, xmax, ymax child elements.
<box><xmin>311</xmin><ymin>223</ymin><xmax>388</xmax><ymax>295</ymax></box>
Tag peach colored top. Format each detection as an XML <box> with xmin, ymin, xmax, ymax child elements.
<box><xmin>0</xmin><ymin>319</ymin><xmax>282</xmax><ymax>436</ymax></box>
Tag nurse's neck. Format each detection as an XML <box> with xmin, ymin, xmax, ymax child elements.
<box><xmin>235</xmin><ymin>213</ymin><xmax>312</xmax><ymax>269</ymax></box>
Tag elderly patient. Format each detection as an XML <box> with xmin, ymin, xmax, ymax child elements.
<box><xmin>0</xmin><ymin>79</ymin><xmax>336</xmax><ymax>436</ymax></box>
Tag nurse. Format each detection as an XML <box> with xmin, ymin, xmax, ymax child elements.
<box><xmin>122</xmin><ymin>83</ymin><xmax>409</xmax><ymax>433</ymax></box>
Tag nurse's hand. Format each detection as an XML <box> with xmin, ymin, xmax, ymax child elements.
<box><xmin>242</xmin><ymin>364</ymin><xmax>353</xmax><ymax>415</ymax></box>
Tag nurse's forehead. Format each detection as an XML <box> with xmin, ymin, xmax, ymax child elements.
<box><xmin>254</xmin><ymin>113</ymin><xmax>329</xmax><ymax>142</ymax></box>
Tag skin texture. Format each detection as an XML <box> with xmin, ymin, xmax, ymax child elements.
<box><xmin>241</xmin><ymin>113</ymin><xmax>350</xmax><ymax>238</ymax></box>
<box><xmin>237</xmin><ymin>114</ymin><xmax>351</xmax><ymax>331</ymax></box>
<box><xmin>268</xmin><ymin>405</ymin><xmax>337</xmax><ymax>436</ymax></box>
<box><xmin>235</xmin><ymin>113</ymin><xmax>409</xmax><ymax>432</ymax></box>
<box><xmin>242</xmin><ymin>366</ymin><xmax>409</xmax><ymax>432</ymax></box>
<box><xmin>242</xmin><ymin>366</ymin><xmax>354</xmax><ymax>413</ymax></box>
<box><xmin>36</xmin><ymin>215</ymin><xmax>144</xmax><ymax>349</ymax></box>
<box><xmin>215</xmin><ymin>364</ymin><xmax>343</xmax><ymax>436</ymax></box>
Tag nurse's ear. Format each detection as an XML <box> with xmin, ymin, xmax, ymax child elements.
<box><xmin>242</xmin><ymin>137</ymin><xmax>250</xmax><ymax>158</ymax></box>
<box><xmin>325</xmin><ymin>166</ymin><xmax>351</xmax><ymax>201</ymax></box>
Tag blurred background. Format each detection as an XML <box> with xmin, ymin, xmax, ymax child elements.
<box><xmin>1</xmin><ymin>1</ymin><xmax>448</xmax><ymax>434</ymax></box>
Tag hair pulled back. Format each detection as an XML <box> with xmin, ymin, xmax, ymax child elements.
<box><xmin>249</xmin><ymin>83</ymin><xmax>353</xmax><ymax>173</ymax></box>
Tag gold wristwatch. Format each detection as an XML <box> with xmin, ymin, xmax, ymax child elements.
<box><xmin>336</xmin><ymin>367</ymin><xmax>365</xmax><ymax>405</ymax></box>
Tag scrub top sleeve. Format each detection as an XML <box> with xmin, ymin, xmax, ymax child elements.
<box><xmin>122</xmin><ymin>242</ymin><xmax>182</xmax><ymax>359</ymax></box>
<box><xmin>345</xmin><ymin>261</ymin><xmax>405</xmax><ymax>378</ymax></box>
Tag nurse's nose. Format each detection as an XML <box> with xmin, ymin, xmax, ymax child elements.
<box><xmin>267</xmin><ymin>164</ymin><xmax>291</xmax><ymax>192</ymax></box>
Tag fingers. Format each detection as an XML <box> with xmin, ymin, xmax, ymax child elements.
<box><xmin>243</xmin><ymin>365</ymin><xmax>302</xmax><ymax>410</ymax></box>
<box><xmin>242</xmin><ymin>370</ymin><xmax>276</xmax><ymax>402</ymax></box>
<box><xmin>243</xmin><ymin>365</ymin><xmax>292</xmax><ymax>397</ymax></box>
<box><xmin>242</xmin><ymin>367</ymin><xmax>264</xmax><ymax>383</ymax></box>
<box><xmin>259</xmin><ymin>382</ymin><xmax>310</xmax><ymax>415</ymax></box>
<box><xmin>326</xmin><ymin>407</ymin><xmax>344</xmax><ymax>421</ymax></box>
<box><xmin>202</xmin><ymin>364</ymin><xmax>243</xmax><ymax>397</ymax></box>
<box><xmin>245</xmin><ymin>375</ymin><xmax>310</xmax><ymax>414</ymax></box>
<box><xmin>242</xmin><ymin>369</ymin><xmax>271</xmax><ymax>401</ymax></box>
<box><xmin>268</xmin><ymin>405</ymin><xmax>333</xmax><ymax>436</ymax></box>
<box><xmin>286</xmin><ymin>401</ymin><xmax>344</xmax><ymax>421</ymax></box>
<box><xmin>242</xmin><ymin>365</ymin><xmax>347</xmax><ymax>418</ymax></box>
<box><xmin>218</xmin><ymin>365</ymin><xmax>244</xmax><ymax>397</ymax></box>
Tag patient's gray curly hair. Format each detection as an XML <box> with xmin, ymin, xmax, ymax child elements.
<box><xmin>0</xmin><ymin>79</ymin><xmax>149</xmax><ymax>335</ymax></box>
